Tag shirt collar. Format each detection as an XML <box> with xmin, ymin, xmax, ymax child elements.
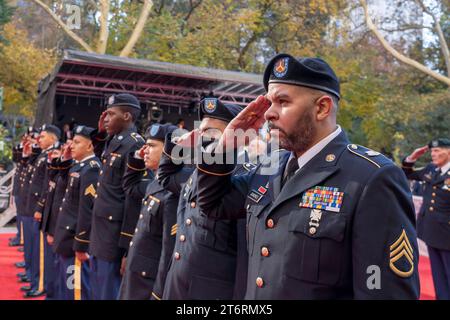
<box><xmin>76</xmin><ymin>154</ymin><xmax>95</xmax><ymax>164</ymax></box>
<box><xmin>291</xmin><ymin>125</ymin><xmax>342</xmax><ymax>171</ymax></box>
<box><xmin>441</xmin><ymin>161</ymin><xmax>450</xmax><ymax>174</ymax></box>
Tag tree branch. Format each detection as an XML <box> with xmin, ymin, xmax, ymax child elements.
<box><xmin>28</xmin><ymin>0</ymin><xmax>94</xmax><ymax>52</ymax></box>
<box><xmin>97</xmin><ymin>0</ymin><xmax>110</xmax><ymax>54</ymax></box>
<box><xmin>415</xmin><ymin>0</ymin><xmax>450</xmax><ymax>76</ymax></box>
<box><xmin>360</xmin><ymin>0</ymin><xmax>450</xmax><ymax>86</ymax></box>
<box><xmin>119</xmin><ymin>0</ymin><xmax>153</xmax><ymax>57</ymax></box>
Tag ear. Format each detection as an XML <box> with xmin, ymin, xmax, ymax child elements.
<box><xmin>122</xmin><ymin>111</ymin><xmax>132</xmax><ymax>122</ymax></box>
<box><xmin>315</xmin><ymin>96</ymin><xmax>333</xmax><ymax>121</ymax></box>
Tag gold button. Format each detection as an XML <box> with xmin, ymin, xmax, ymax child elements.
<box><xmin>130</xmin><ymin>241</ymin><xmax>133</xmax><ymax>247</ymax></box>
<box><xmin>103</xmin><ymin>159</ymin><xmax>106</xmax><ymax>164</ymax></box>
<box><xmin>174</xmin><ymin>252</ymin><xmax>180</xmax><ymax>260</ymax></box>
<box><xmin>66</xmin><ymin>226</ymin><xmax>70</xmax><ymax>230</ymax></box>
<box><xmin>433</xmin><ymin>186</ymin><xmax>437</xmax><ymax>190</ymax></box>
<box><xmin>59</xmin><ymin>207</ymin><xmax>62</xmax><ymax>211</ymax></box>
<box><xmin>100</xmin><ymin>170</ymin><xmax>103</xmax><ymax>175</ymax></box>
<box><xmin>266</xmin><ymin>219</ymin><xmax>274</xmax><ymax>229</ymax></box>
<box><xmin>309</xmin><ymin>227</ymin><xmax>317</xmax><ymax>235</ymax></box>
<box><xmin>261</xmin><ymin>247</ymin><xmax>269</xmax><ymax>257</ymax></box>
<box><xmin>94</xmin><ymin>195</ymin><xmax>98</xmax><ymax>199</ymax></box>
<box><xmin>431</xmin><ymin>200</ymin><xmax>435</xmax><ymax>204</ymax></box>
<box><xmin>432</xmin><ymin>193</ymin><xmax>436</xmax><ymax>197</ymax></box>
<box><xmin>141</xmin><ymin>271</ymin><xmax>146</xmax><ymax>277</ymax></box>
<box><xmin>135</xmin><ymin>228</ymin><xmax>138</xmax><ymax>233</ymax></box>
<box><xmin>429</xmin><ymin>207</ymin><xmax>434</xmax><ymax>211</ymax></box>
<box><xmin>97</xmin><ymin>183</ymin><xmax>100</xmax><ymax>187</ymax></box>
<box><xmin>144</xmin><ymin>201</ymin><xmax>148</xmax><ymax>205</ymax></box>
<box><xmin>256</xmin><ymin>277</ymin><xmax>264</xmax><ymax>288</ymax></box>
<box><xmin>108</xmin><ymin>215</ymin><xmax>113</xmax><ymax>220</ymax></box>
<box><xmin>186</xmin><ymin>218</ymin><xmax>192</xmax><ymax>226</ymax></box>
<box><xmin>351</xmin><ymin>144</ymin><xmax>358</xmax><ymax>150</ymax></box>
<box><xmin>140</xmin><ymin>214</ymin><xmax>143</xmax><ymax>219</ymax></box>
<box><xmin>180</xmin><ymin>235</ymin><xmax>186</xmax><ymax>242</ymax></box>
<box><xmin>190</xmin><ymin>202</ymin><xmax>196</xmax><ymax>208</ymax></box>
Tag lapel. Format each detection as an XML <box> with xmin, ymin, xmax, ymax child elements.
<box><xmin>434</xmin><ymin>167</ymin><xmax>449</xmax><ymax>185</ymax></box>
<box><xmin>267</xmin><ymin>131</ymin><xmax>349</xmax><ymax>216</ymax></box>
<box><xmin>267</xmin><ymin>151</ymin><xmax>290</xmax><ymax>201</ymax></box>
<box><xmin>145</xmin><ymin>179</ymin><xmax>165</xmax><ymax>196</ymax></box>
<box><xmin>107</xmin><ymin>126</ymin><xmax>136</xmax><ymax>154</ymax></box>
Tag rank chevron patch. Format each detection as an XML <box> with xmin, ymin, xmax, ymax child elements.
<box><xmin>389</xmin><ymin>229</ymin><xmax>414</xmax><ymax>278</ymax></box>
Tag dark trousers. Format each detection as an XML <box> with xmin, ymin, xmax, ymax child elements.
<box><xmin>22</xmin><ymin>216</ymin><xmax>34</xmax><ymax>280</ymax></box>
<box><xmin>90</xmin><ymin>256</ymin><xmax>121</xmax><ymax>300</ymax></box>
<box><xmin>43</xmin><ymin>238</ymin><xmax>59</xmax><ymax>299</ymax></box>
<box><xmin>428</xmin><ymin>245</ymin><xmax>450</xmax><ymax>300</ymax></box>
<box><xmin>59</xmin><ymin>255</ymin><xmax>91</xmax><ymax>300</ymax></box>
<box><xmin>30</xmin><ymin>220</ymin><xmax>43</xmax><ymax>292</ymax></box>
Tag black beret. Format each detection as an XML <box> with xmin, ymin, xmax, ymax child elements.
<box><xmin>40</xmin><ymin>124</ymin><xmax>61</xmax><ymax>140</ymax></box>
<box><xmin>263</xmin><ymin>53</ymin><xmax>340</xmax><ymax>99</ymax></box>
<box><xmin>106</xmin><ymin>93</ymin><xmax>141</xmax><ymax>110</ymax></box>
<box><xmin>428</xmin><ymin>138</ymin><xmax>450</xmax><ymax>148</ymax></box>
<box><xmin>145</xmin><ymin>123</ymin><xmax>178</xmax><ymax>142</ymax></box>
<box><xmin>73</xmin><ymin>125</ymin><xmax>95</xmax><ymax>140</ymax></box>
<box><xmin>198</xmin><ymin>98</ymin><xmax>244</xmax><ymax>123</ymax></box>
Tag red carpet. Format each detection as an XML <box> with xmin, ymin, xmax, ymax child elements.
<box><xmin>0</xmin><ymin>233</ymin><xmax>44</xmax><ymax>300</ymax></box>
<box><xmin>0</xmin><ymin>233</ymin><xmax>436</xmax><ymax>300</ymax></box>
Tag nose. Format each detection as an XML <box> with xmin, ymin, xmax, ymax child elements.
<box><xmin>264</xmin><ymin>102</ymin><xmax>278</xmax><ymax>122</ymax></box>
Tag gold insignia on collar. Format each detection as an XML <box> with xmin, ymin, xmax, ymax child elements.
<box><xmin>84</xmin><ymin>184</ymin><xmax>97</xmax><ymax>198</ymax></box>
<box><xmin>325</xmin><ymin>154</ymin><xmax>335</xmax><ymax>162</ymax></box>
<box><xmin>389</xmin><ymin>229</ymin><xmax>414</xmax><ymax>278</ymax></box>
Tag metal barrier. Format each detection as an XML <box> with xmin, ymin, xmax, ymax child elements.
<box><xmin>0</xmin><ymin>167</ymin><xmax>16</xmax><ymax>228</ymax></box>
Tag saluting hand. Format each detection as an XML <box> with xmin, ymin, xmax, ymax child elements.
<box><xmin>408</xmin><ymin>145</ymin><xmax>429</xmax><ymax>162</ymax></box>
<box><xmin>98</xmin><ymin>111</ymin><xmax>107</xmax><ymax>133</ymax></box>
<box><xmin>216</xmin><ymin>95</ymin><xmax>271</xmax><ymax>151</ymax></box>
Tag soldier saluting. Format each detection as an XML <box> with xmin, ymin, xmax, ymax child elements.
<box><xmin>402</xmin><ymin>138</ymin><xmax>450</xmax><ymax>299</ymax></box>
<box><xmin>89</xmin><ymin>94</ymin><xmax>144</xmax><ymax>300</ymax></box>
<box><xmin>194</xmin><ymin>54</ymin><xmax>420</xmax><ymax>299</ymax></box>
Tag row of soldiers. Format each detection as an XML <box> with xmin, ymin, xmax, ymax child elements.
<box><xmin>9</xmin><ymin>53</ymin><xmax>449</xmax><ymax>299</ymax></box>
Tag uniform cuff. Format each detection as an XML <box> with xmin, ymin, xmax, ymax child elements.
<box><xmin>197</xmin><ymin>151</ymin><xmax>236</xmax><ymax>176</ymax></box>
<box><xmin>127</xmin><ymin>155</ymin><xmax>146</xmax><ymax>171</ymax></box>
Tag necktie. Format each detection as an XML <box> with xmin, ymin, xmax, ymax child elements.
<box><xmin>282</xmin><ymin>157</ymin><xmax>299</xmax><ymax>189</ymax></box>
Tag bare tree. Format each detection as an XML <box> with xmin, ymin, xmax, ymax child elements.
<box><xmin>27</xmin><ymin>0</ymin><xmax>154</xmax><ymax>57</ymax></box>
<box><xmin>360</xmin><ymin>0</ymin><xmax>450</xmax><ymax>87</ymax></box>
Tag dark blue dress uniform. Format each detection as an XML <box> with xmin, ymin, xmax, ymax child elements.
<box><xmin>18</xmin><ymin>144</ymin><xmax>40</xmax><ymax>284</ymax></box>
<box><xmin>118</xmin><ymin>123</ymin><xmax>180</xmax><ymax>300</ymax></box>
<box><xmin>24</xmin><ymin>125</ymin><xmax>61</xmax><ymax>298</ymax></box>
<box><xmin>54</xmin><ymin>153</ymin><xmax>100</xmax><ymax>300</ymax></box>
<box><xmin>89</xmin><ymin>93</ymin><xmax>145</xmax><ymax>300</ymax></box>
<box><xmin>11</xmin><ymin>144</ymin><xmax>24</xmax><ymax>247</ymax></box>
<box><xmin>158</xmin><ymin>99</ymin><xmax>249</xmax><ymax>300</ymax></box>
<box><xmin>195</xmin><ymin>55</ymin><xmax>420</xmax><ymax>299</ymax></box>
<box><xmin>197</xmin><ymin>132</ymin><xmax>420</xmax><ymax>299</ymax></box>
<box><xmin>402</xmin><ymin>138</ymin><xmax>450</xmax><ymax>299</ymax></box>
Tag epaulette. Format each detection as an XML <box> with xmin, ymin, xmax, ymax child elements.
<box><xmin>346</xmin><ymin>144</ymin><xmax>391</xmax><ymax>169</ymax></box>
<box><xmin>130</xmin><ymin>132</ymin><xmax>145</xmax><ymax>143</ymax></box>
<box><xmin>89</xmin><ymin>160</ymin><xmax>100</xmax><ymax>168</ymax></box>
<box><xmin>243</xmin><ymin>162</ymin><xmax>257</xmax><ymax>172</ymax></box>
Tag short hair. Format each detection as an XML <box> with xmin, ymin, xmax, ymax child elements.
<box><xmin>119</xmin><ymin>106</ymin><xmax>141</xmax><ymax>123</ymax></box>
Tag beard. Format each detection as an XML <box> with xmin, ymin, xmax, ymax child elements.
<box><xmin>268</xmin><ymin>109</ymin><xmax>316</xmax><ymax>154</ymax></box>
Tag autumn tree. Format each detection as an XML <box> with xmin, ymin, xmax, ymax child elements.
<box><xmin>0</xmin><ymin>22</ymin><xmax>56</xmax><ymax>117</ymax></box>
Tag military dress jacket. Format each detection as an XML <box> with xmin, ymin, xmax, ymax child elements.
<box><xmin>53</xmin><ymin>157</ymin><xmax>100</xmax><ymax>257</ymax></box>
<box><xmin>158</xmin><ymin>137</ymin><xmax>249</xmax><ymax>300</ymax></box>
<box><xmin>402</xmin><ymin>160</ymin><xmax>450</xmax><ymax>251</ymax></box>
<box><xmin>90</xmin><ymin>127</ymin><xmax>144</xmax><ymax>262</ymax></box>
<box><xmin>196</xmin><ymin>131</ymin><xmax>420</xmax><ymax>299</ymax></box>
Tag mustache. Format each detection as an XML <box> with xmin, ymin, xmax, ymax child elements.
<box><xmin>267</xmin><ymin>122</ymin><xmax>286</xmax><ymax>135</ymax></box>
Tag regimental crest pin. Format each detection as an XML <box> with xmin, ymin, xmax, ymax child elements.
<box><xmin>389</xmin><ymin>229</ymin><xmax>414</xmax><ymax>278</ymax></box>
<box><xmin>273</xmin><ymin>57</ymin><xmax>289</xmax><ymax>78</ymax></box>
<box><xmin>204</xmin><ymin>98</ymin><xmax>217</xmax><ymax>113</ymax></box>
